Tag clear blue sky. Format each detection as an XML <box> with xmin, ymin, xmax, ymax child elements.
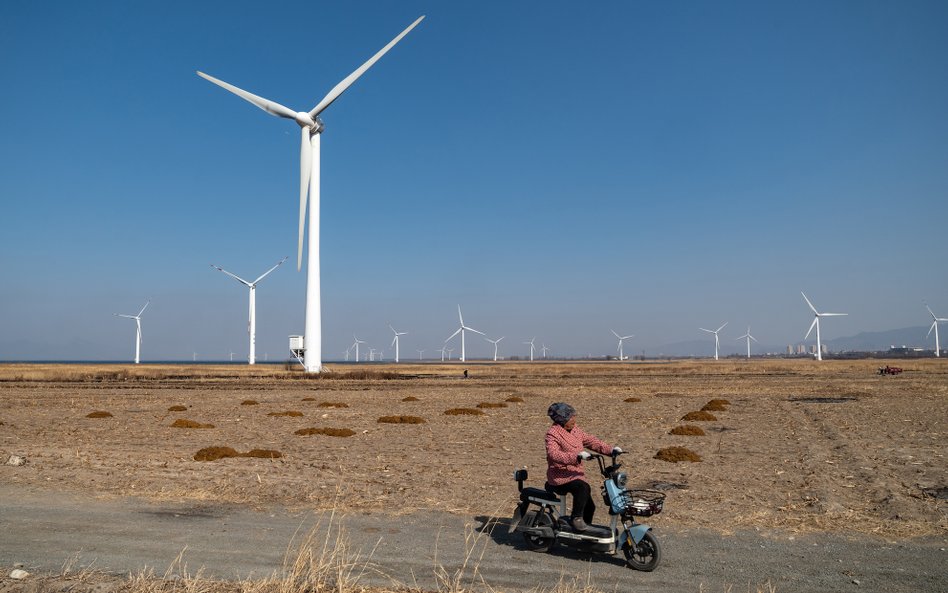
<box><xmin>1</xmin><ymin>1</ymin><xmax>946</xmax><ymax>361</ymax></box>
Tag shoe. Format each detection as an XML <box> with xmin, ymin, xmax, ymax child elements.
<box><xmin>571</xmin><ymin>517</ymin><xmax>589</xmax><ymax>531</ymax></box>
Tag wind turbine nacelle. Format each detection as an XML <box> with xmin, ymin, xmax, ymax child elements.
<box><xmin>295</xmin><ymin>113</ymin><xmax>325</xmax><ymax>133</ymax></box>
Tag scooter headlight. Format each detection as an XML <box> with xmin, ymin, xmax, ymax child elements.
<box><xmin>615</xmin><ymin>472</ymin><xmax>628</xmax><ymax>488</ymax></box>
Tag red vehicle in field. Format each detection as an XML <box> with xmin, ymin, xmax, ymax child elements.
<box><xmin>879</xmin><ymin>365</ymin><xmax>903</xmax><ymax>375</ymax></box>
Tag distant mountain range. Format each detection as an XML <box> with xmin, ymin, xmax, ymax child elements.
<box><xmin>651</xmin><ymin>326</ymin><xmax>936</xmax><ymax>357</ymax></box>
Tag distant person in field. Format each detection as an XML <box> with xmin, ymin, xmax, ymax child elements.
<box><xmin>544</xmin><ymin>402</ymin><xmax>621</xmax><ymax>532</ymax></box>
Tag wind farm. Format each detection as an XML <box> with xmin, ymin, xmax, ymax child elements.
<box><xmin>2</xmin><ymin>5</ymin><xmax>947</xmax><ymax>592</ymax></box>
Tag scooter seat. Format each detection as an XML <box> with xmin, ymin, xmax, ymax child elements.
<box><xmin>521</xmin><ymin>487</ymin><xmax>561</xmax><ymax>503</ymax></box>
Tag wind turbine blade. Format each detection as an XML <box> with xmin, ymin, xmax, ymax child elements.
<box><xmin>716</xmin><ymin>322</ymin><xmax>728</xmax><ymax>333</ymax></box>
<box><xmin>929</xmin><ymin>321</ymin><xmax>937</xmax><ymax>338</ymax></box>
<box><xmin>621</xmin><ymin>335</ymin><xmax>634</xmax><ymax>340</ymax></box>
<box><xmin>308</xmin><ymin>16</ymin><xmax>425</xmax><ymax>118</ymax></box>
<box><xmin>926</xmin><ymin>305</ymin><xmax>937</xmax><ymax>320</ymax></box>
<box><xmin>805</xmin><ymin>317</ymin><xmax>818</xmax><ymax>340</ymax></box>
<box><xmin>211</xmin><ymin>264</ymin><xmax>251</xmax><ymax>286</ymax></box>
<box><xmin>750</xmin><ymin>335</ymin><xmax>759</xmax><ymax>343</ymax></box>
<box><xmin>196</xmin><ymin>71</ymin><xmax>298</xmax><ymax>119</ymax></box>
<box><xmin>497</xmin><ymin>336</ymin><xmax>504</xmax><ymax>343</ymax></box>
<box><xmin>254</xmin><ymin>256</ymin><xmax>288</xmax><ymax>284</ymax></box>
<box><xmin>611</xmin><ymin>330</ymin><xmax>621</xmax><ymax>339</ymax></box>
<box><xmin>115</xmin><ymin>314</ymin><xmax>135</xmax><ymax>319</ymax></box>
<box><xmin>457</xmin><ymin>304</ymin><xmax>464</xmax><ymax>326</ymax></box>
<box><xmin>391</xmin><ymin>336</ymin><xmax>397</xmax><ymax>348</ymax></box>
<box><xmin>699</xmin><ymin>328</ymin><xmax>713</xmax><ymax>334</ymax></box>
<box><xmin>298</xmin><ymin>127</ymin><xmax>312</xmax><ymax>271</ymax></box>
<box><xmin>466</xmin><ymin>326</ymin><xmax>486</xmax><ymax>336</ymax></box>
<box><xmin>446</xmin><ymin>328</ymin><xmax>461</xmax><ymax>342</ymax></box>
<box><xmin>821</xmin><ymin>313</ymin><xmax>848</xmax><ymax>317</ymax></box>
<box><xmin>801</xmin><ymin>292</ymin><xmax>818</xmax><ymax>314</ymax></box>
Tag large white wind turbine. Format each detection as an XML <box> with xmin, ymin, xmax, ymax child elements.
<box><xmin>611</xmin><ymin>330</ymin><xmax>634</xmax><ymax>361</ymax></box>
<box><xmin>485</xmin><ymin>336</ymin><xmax>504</xmax><ymax>361</ymax></box>
<box><xmin>390</xmin><ymin>325</ymin><xmax>408</xmax><ymax>363</ymax></box>
<box><xmin>699</xmin><ymin>322</ymin><xmax>728</xmax><ymax>361</ymax></box>
<box><xmin>211</xmin><ymin>257</ymin><xmax>287</xmax><ymax>365</ymax></box>
<box><xmin>523</xmin><ymin>338</ymin><xmax>536</xmax><ymax>361</ymax></box>
<box><xmin>114</xmin><ymin>301</ymin><xmax>149</xmax><ymax>364</ymax></box>
<box><xmin>925</xmin><ymin>304</ymin><xmax>947</xmax><ymax>357</ymax></box>
<box><xmin>802</xmin><ymin>292</ymin><xmax>847</xmax><ymax>361</ymax></box>
<box><xmin>445</xmin><ymin>305</ymin><xmax>484</xmax><ymax>362</ymax></box>
<box><xmin>197</xmin><ymin>16</ymin><xmax>425</xmax><ymax>374</ymax></box>
<box><xmin>735</xmin><ymin>326</ymin><xmax>758</xmax><ymax>359</ymax></box>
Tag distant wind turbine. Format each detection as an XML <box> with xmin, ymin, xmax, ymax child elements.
<box><xmin>802</xmin><ymin>292</ymin><xmax>847</xmax><ymax>361</ymax></box>
<box><xmin>416</xmin><ymin>349</ymin><xmax>425</xmax><ymax>361</ymax></box>
<box><xmin>735</xmin><ymin>326</ymin><xmax>758</xmax><ymax>359</ymax></box>
<box><xmin>541</xmin><ymin>344</ymin><xmax>550</xmax><ymax>359</ymax></box>
<box><xmin>390</xmin><ymin>325</ymin><xmax>408</xmax><ymax>363</ymax></box>
<box><xmin>446</xmin><ymin>348</ymin><xmax>454</xmax><ymax>361</ymax></box>
<box><xmin>439</xmin><ymin>345</ymin><xmax>447</xmax><ymax>362</ymax></box>
<box><xmin>211</xmin><ymin>256</ymin><xmax>287</xmax><ymax>365</ymax></box>
<box><xmin>351</xmin><ymin>335</ymin><xmax>365</xmax><ymax>363</ymax></box>
<box><xmin>925</xmin><ymin>304</ymin><xmax>947</xmax><ymax>357</ymax></box>
<box><xmin>114</xmin><ymin>301</ymin><xmax>149</xmax><ymax>364</ymax></box>
<box><xmin>445</xmin><ymin>305</ymin><xmax>484</xmax><ymax>362</ymax></box>
<box><xmin>523</xmin><ymin>338</ymin><xmax>536</xmax><ymax>361</ymax></box>
<box><xmin>699</xmin><ymin>322</ymin><xmax>728</xmax><ymax>361</ymax></box>
<box><xmin>197</xmin><ymin>16</ymin><xmax>425</xmax><ymax>374</ymax></box>
<box><xmin>485</xmin><ymin>336</ymin><xmax>504</xmax><ymax>361</ymax></box>
<box><xmin>611</xmin><ymin>330</ymin><xmax>634</xmax><ymax>361</ymax></box>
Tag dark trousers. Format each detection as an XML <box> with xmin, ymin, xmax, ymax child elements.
<box><xmin>546</xmin><ymin>480</ymin><xmax>595</xmax><ymax>523</ymax></box>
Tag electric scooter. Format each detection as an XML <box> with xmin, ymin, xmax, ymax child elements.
<box><xmin>508</xmin><ymin>451</ymin><xmax>664</xmax><ymax>571</ymax></box>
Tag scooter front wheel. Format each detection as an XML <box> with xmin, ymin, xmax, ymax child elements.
<box><xmin>521</xmin><ymin>511</ymin><xmax>554</xmax><ymax>553</ymax></box>
<box><xmin>624</xmin><ymin>531</ymin><xmax>661</xmax><ymax>571</ymax></box>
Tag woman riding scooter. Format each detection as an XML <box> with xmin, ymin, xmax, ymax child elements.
<box><xmin>545</xmin><ymin>402</ymin><xmax>622</xmax><ymax>532</ymax></box>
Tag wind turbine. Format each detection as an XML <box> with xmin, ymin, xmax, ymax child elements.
<box><xmin>197</xmin><ymin>16</ymin><xmax>425</xmax><ymax>374</ymax></box>
<box><xmin>925</xmin><ymin>304</ymin><xmax>947</xmax><ymax>357</ymax></box>
<box><xmin>439</xmin><ymin>345</ymin><xmax>447</xmax><ymax>362</ymax></box>
<box><xmin>802</xmin><ymin>292</ymin><xmax>847</xmax><ymax>361</ymax></box>
<box><xmin>416</xmin><ymin>349</ymin><xmax>425</xmax><ymax>361</ymax></box>
<box><xmin>211</xmin><ymin>256</ymin><xmax>287</xmax><ymax>365</ymax></box>
<box><xmin>735</xmin><ymin>326</ymin><xmax>758</xmax><ymax>359</ymax></box>
<box><xmin>389</xmin><ymin>325</ymin><xmax>408</xmax><ymax>363</ymax></box>
<box><xmin>611</xmin><ymin>330</ymin><xmax>634</xmax><ymax>361</ymax></box>
<box><xmin>114</xmin><ymin>301</ymin><xmax>149</xmax><ymax>364</ymax></box>
<box><xmin>446</xmin><ymin>348</ymin><xmax>454</xmax><ymax>361</ymax></box>
<box><xmin>699</xmin><ymin>322</ymin><xmax>728</xmax><ymax>361</ymax></box>
<box><xmin>351</xmin><ymin>335</ymin><xmax>365</xmax><ymax>363</ymax></box>
<box><xmin>445</xmin><ymin>305</ymin><xmax>484</xmax><ymax>362</ymax></box>
<box><xmin>485</xmin><ymin>336</ymin><xmax>504</xmax><ymax>361</ymax></box>
<box><xmin>523</xmin><ymin>338</ymin><xmax>536</xmax><ymax>361</ymax></box>
<box><xmin>541</xmin><ymin>344</ymin><xmax>550</xmax><ymax>359</ymax></box>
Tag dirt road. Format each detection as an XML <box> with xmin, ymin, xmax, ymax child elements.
<box><xmin>1</xmin><ymin>485</ymin><xmax>944</xmax><ymax>593</ymax></box>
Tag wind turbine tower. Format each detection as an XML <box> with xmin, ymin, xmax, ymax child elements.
<box><xmin>114</xmin><ymin>301</ymin><xmax>149</xmax><ymax>364</ymax></box>
<box><xmin>611</xmin><ymin>330</ymin><xmax>634</xmax><ymax>361</ymax></box>
<box><xmin>351</xmin><ymin>335</ymin><xmax>365</xmax><ymax>363</ymax></box>
<box><xmin>197</xmin><ymin>16</ymin><xmax>425</xmax><ymax>374</ymax></box>
<box><xmin>445</xmin><ymin>305</ymin><xmax>485</xmax><ymax>362</ymax></box>
<box><xmin>735</xmin><ymin>326</ymin><xmax>758</xmax><ymax>359</ymax></box>
<box><xmin>523</xmin><ymin>338</ymin><xmax>536</xmax><ymax>362</ymax></box>
<box><xmin>699</xmin><ymin>322</ymin><xmax>728</xmax><ymax>361</ymax></box>
<box><xmin>802</xmin><ymin>292</ymin><xmax>847</xmax><ymax>361</ymax></box>
<box><xmin>211</xmin><ymin>257</ymin><xmax>287</xmax><ymax>365</ymax></box>
<box><xmin>389</xmin><ymin>325</ymin><xmax>408</xmax><ymax>363</ymax></box>
<box><xmin>926</xmin><ymin>304</ymin><xmax>947</xmax><ymax>357</ymax></box>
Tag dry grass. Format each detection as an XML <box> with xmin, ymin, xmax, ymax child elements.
<box><xmin>317</xmin><ymin>402</ymin><xmax>349</xmax><ymax>408</ymax></box>
<box><xmin>682</xmin><ymin>410</ymin><xmax>717</xmax><ymax>421</ymax></box>
<box><xmin>268</xmin><ymin>411</ymin><xmax>304</xmax><ymax>417</ymax></box>
<box><xmin>167</xmin><ymin>405</ymin><xmax>188</xmax><ymax>412</ymax></box>
<box><xmin>295</xmin><ymin>427</ymin><xmax>356</xmax><ymax>437</ymax></box>
<box><xmin>475</xmin><ymin>402</ymin><xmax>507</xmax><ymax>408</ymax></box>
<box><xmin>504</xmin><ymin>396</ymin><xmax>524</xmax><ymax>403</ymax></box>
<box><xmin>85</xmin><ymin>411</ymin><xmax>112</xmax><ymax>418</ymax></box>
<box><xmin>377</xmin><ymin>415</ymin><xmax>426</xmax><ymax>424</ymax></box>
<box><xmin>170</xmin><ymin>419</ymin><xmax>214</xmax><ymax>429</ymax></box>
<box><xmin>241</xmin><ymin>399</ymin><xmax>259</xmax><ymax>406</ymax></box>
<box><xmin>444</xmin><ymin>408</ymin><xmax>485</xmax><ymax>416</ymax></box>
<box><xmin>624</xmin><ymin>397</ymin><xmax>641</xmax><ymax>403</ymax></box>
<box><xmin>402</xmin><ymin>396</ymin><xmax>420</xmax><ymax>402</ymax></box>
<box><xmin>655</xmin><ymin>446</ymin><xmax>702</xmax><ymax>462</ymax></box>
<box><xmin>702</xmin><ymin>400</ymin><xmax>729</xmax><ymax>412</ymax></box>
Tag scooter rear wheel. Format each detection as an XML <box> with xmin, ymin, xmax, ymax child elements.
<box><xmin>624</xmin><ymin>531</ymin><xmax>661</xmax><ymax>571</ymax></box>
<box><xmin>521</xmin><ymin>511</ymin><xmax>554</xmax><ymax>552</ymax></box>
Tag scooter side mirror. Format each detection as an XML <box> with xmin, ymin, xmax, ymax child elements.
<box><xmin>513</xmin><ymin>468</ymin><xmax>528</xmax><ymax>491</ymax></box>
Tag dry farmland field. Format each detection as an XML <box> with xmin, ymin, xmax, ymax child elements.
<box><xmin>1</xmin><ymin>359</ymin><xmax>945</xmax><ymax>542</ymax></box>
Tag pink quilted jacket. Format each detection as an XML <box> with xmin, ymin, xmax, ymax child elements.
<box><xmin>545</xmin><ymin>423</ymin><xmax>613</xmax><ymax>486</ymax></box>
